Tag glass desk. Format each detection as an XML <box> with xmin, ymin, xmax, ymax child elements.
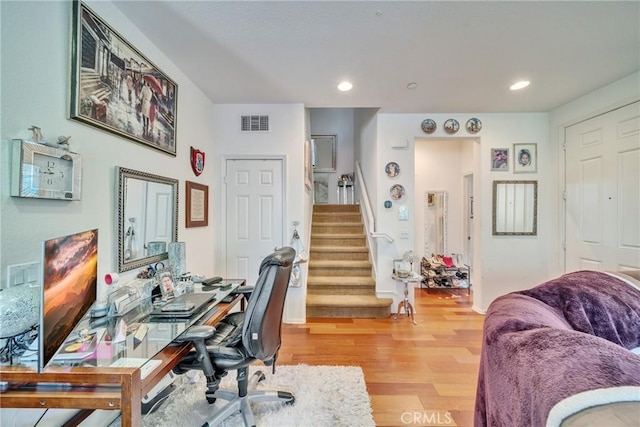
<box><xmin>0</xmin><ymin>279</ymin><xmax>245</xmax><ymax>427</ymax></box>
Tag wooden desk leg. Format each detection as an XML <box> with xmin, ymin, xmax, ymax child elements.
<box><xmin>121</xmin><ymin>371</ymin><xmax>142</xmax><ymax>427</ymax></box>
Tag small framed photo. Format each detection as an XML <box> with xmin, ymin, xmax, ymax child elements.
<box><xmin>513</xmin><ymin>143</ymin><xmax>537</xmax><ymax>173</ymax></box>
<box><xmin>491</xmin><ymin>148</ymin><xmax>509</xmax><ymax>171</ymax></box>
<box><xmin>155</xmin><ymin>268</ymin><xmax>176</xmax><ymax>300</ymax></box>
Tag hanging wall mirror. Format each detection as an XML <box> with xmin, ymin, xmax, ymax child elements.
<box><xmin>311</xmin><ymin>134</ymin><xmax>337</xmax><ymax>172</ymax></box>
<box><xmin>492</xmin><ymin>180</ymin><xmax>537</xmax><ymax>236</ymax></box>
<box><xmin>424</xmin><ymin>191</ymin><xmax>448</xmax><ymax>255</ymax></box>
<box><xmin>116</xmin><ymin>167</ymin><xmax>179</xmax><ymax>272</ymax></box>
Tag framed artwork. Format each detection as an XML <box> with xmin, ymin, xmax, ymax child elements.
<box><xmin>155</xmin><ymin>268</ymin><xmax>176</xmax><ymax>300</ymax></box>
<box><xmin>385</xmin><ymin>161</ymin><xmax>400</xmax><ymax>177</ymax></box>
<box><xmin>491</xmin><ymin>148</ymin><xmax>509</xmax><ymax>171</ymax></box>
<box><xmin>492</xmin><ymin>180</ymin><xmax>538</xmax><ymax>235</ymax></box>
<box><xmin>186</xmin><ymin>181</ymin><xmax>209</xmax><ymax>228</ymax></box>
<box><xmin>304</xmin><ymin>140</ymin><xmax>312</xmax><ymax>190</ymax></box>
<box><xmin>513</xmin><ymin>143</ymin><xmax>537</xmax><ymax>173</ymax></box>
<box><xmin>69</xmin><ymin>1</ymin><xmax>178</xmax><ymax>156</ymax></box>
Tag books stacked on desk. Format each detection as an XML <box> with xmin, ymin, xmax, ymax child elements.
<box><xmin>53</xmin><ymin>328</ymin><xmax>105</xmax><ymax>362</ymax></box>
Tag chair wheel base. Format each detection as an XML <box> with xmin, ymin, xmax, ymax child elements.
<box><xmin>279</xmin><ymin>391</ymin><xmax>295</xmax><ymax>405</ymax></box>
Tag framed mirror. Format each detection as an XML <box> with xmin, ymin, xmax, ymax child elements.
<box><xmin>492</xmin><ymin>180</ymin><xmax>537</xmax><ymax>236</ymax></box>
<box><xmin>311</xmin><ymin>134</ymin><xmax>336</xmax><ymax>172</ymax></box>
<box><xmin>424</xmin><ymin>191</ymin><xmax>448</xmax><ymax>254</ymax></box>
<box><xmin>116</xmin><ymin>167</ymin><xmax>179</xmax><ymax>272</ymax></box>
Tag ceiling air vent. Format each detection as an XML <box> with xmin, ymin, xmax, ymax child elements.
<box><xmin>240</xmin><ymin>115</ymin><xmax>269</xmax><ymax>132</ymax></box>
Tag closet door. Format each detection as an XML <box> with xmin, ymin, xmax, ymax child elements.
<box><xmin>565</xmin><ymin>101</ymin><xmax>640</xmax><ymax>272</ymax></box>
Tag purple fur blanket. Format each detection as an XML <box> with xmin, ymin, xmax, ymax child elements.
<box><xmin>474</xmin><ymin>271</ymin><xmax>640</xmax><ymax>427</ymax></box>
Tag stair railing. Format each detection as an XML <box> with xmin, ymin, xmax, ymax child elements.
<box><xmin>355</xmin><ymin>161</ymin><xmax>394</xmax><ymax>277</ymax></box>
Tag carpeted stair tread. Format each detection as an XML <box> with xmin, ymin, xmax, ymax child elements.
<box><xmin>307</xmin><ymin>294</ymin><xmax>393</xmax><ymax>307</ymax></box>
<box><xmin>310</xmin><ymin>246</ymin><xmax>367</xmax><ymax>252</ymax></box>
<box><xmin>310</xmin><ymin>260</ymin><xmax>371</xmax><ymax>268</ymax></box>
<box><xmin>308</xmin><ymin>276</ymin><xmax>375</xmax><ymax>286</ymax></box>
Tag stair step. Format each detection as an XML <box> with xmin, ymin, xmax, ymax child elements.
<box><xmin>307</xmin><ymin>277</ymin><xmax>375</xmax><ymax>295</ymax></box>
<box><xmin>311</xmin><ymin>235</ymin><xmax>366</xmax><ymax>246</ymax></box>
<box><xmin>310</xmin><ymin>246</ymin><xmax>369</xmax><ymax>261</ymax></box>
<box><xmin>312</xmin><ymin>224</ymin><xmax>363</xmax><ymax>234</ymax></box>
<box><xmin>313</xmin><ymin>213</ymin><xmax>361</xmax><ymax>223</ymax></box>
<box><xmin>309</xmin><ymin>260</ymin><xmax>372</xmax><ymax>277</ymax></box>
<box><xmin>313</xmin><ymin>204</ymin><xmax>360</xmax><ymax>213</ymax></box>
<box><xmin>306</xmin><ymin>295</ymin><xmax>392</xmax><ymax>318</ymax></box>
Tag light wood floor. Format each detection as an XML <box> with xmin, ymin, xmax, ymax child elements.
<box><xmin>278</xmin><ymin>288</ymin><xmax>484</xmax><ymax>427</ymax></box>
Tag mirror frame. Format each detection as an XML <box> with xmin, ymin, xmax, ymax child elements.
<box><xmin>492</xmin><ymin>180</ymin><xmax>538</xmax><ymax>236</ymax></box>
<box><xmin>116</xmin><ymin>166</ymin><xmax>179</xmax><ymax>272</ymax></box>
<box><xmin>311</xmin><ymin>134</ymin><xmax>337</xmax><ymax>172</ymax></box>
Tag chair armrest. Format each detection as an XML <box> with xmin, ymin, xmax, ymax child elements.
<box><xmin>231</xmin><ymin>285</ymin><xmax>254</xmax><ymax>296</ymax></box>
<box><xmin>174</xmin><ymin>325</ymin><xmax>216</xmax><ymax>343</ymax></box>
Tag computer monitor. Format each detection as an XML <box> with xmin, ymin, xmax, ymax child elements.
<box><xmin>39</xmin><ymin>229</ymin><xmax>98</xmax><ymax>371</ymax></box>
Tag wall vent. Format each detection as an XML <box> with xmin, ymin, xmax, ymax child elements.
<box><xmin>241</xmin><ymin>115</ymin><xmax>269</xmax><ymax>132</ymax></box>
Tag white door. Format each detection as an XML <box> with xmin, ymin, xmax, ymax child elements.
<box><xmin>225</xmin><ymin>159</ymin><xmax>285</xmax><ymax>284</ymax></box>
<box><xmin>565</xmin><ymin>101</ymin><xmax>640</xmax><ymax>272</ymax></box>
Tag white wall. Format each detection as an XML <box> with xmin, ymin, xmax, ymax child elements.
<box><xmin>211</xmin><ymin>103</ymin><xmax>310</xmax><ymax>323</ymax></box>
<box><xmin>414</xmin><ymin>138</ymin><xmax>474</xmax><ymax>261</ymax></box>
<box><xmin>0</xmin><ymin>1</ymin><xmax>217</xmax><ymax>298</ymax></box>
<box><xmin>310</xmin><ymin>108</ymin><xmax>355</xmax><ymax>204</ymax></box>
<box><xmin>376</xmin><ymin>113</ymin><xmax>550</xmax><ymax>312</ymax></box>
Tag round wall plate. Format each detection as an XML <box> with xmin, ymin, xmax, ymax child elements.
<box><xmin>466</xmin><ymin>118</ymin><xmax>482</xmax><ymax>134</ymax></box>
<box><xmin>421</xmin><ymin>119</ymin><xmax>436</xmax><ymax>134</ymax></box>
<box><xmin>390</xmin><ymin>184</ymin><xmax>405</xmax><ymax>200</ymax></box>
<box><xmin>443</xmin><ymin>119</ymin><xmax>459</xmax><ymax>134</ymax></box>
<box><xmin>385</xmin><ymin>161</ymin><xmax>400</xmax><ymax>177</ymax></box>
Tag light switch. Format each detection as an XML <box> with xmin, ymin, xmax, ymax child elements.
<box><xmin>7</xmin><ymin>262</ymin><xmax>40</xmax><ymax>287</ymax></box>
<box><xmin>400</xmin><ymin>231</ymin><xmax>409</xmax><ymax>239</ymax></box>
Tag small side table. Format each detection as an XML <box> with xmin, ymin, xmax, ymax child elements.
<box><xmin>392</xmin><ymin>273</ymin><xmax>422</xmax><ymax>325</ymax></box>
<box><xmin>337</xmin><ymin>180</ymin><xmax>354</xmax><ymax>204</ymax></box>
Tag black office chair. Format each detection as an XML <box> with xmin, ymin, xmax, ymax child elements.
<box><xmin>174</xmin><ymin>247</ymin><xmax>296</xmax><ymax>427</ymax></box>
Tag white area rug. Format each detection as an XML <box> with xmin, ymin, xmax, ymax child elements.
<box><xmin>111</xmin><ymin>364</ymin><xmax>375</xmax><ymax>427</ymax></box>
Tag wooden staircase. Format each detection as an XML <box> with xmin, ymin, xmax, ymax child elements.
<box><xmin>306</xmin><ymin>204</ymin><xmax>392</xmax><ymax>318</ymax></box>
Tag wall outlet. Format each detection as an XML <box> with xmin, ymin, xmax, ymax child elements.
<box><xmin>399</xmin><ymin>231</ymin><xmax>409</xmax><ymax>239</ymax></box>
<box><xmin>6</xmin><ymin>262</ymin><xmax>40</xmax><ymax>287</ymax></box>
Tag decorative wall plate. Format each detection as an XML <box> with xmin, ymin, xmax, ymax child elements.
<box><xmin>385</xmin><ymin>161</ymin><xmax>400</xmax><ymax>177</ymax></box>
<box><xmin>390</xmin><ymin>184</ymin><xmax>405</xmax><ymax>200</ymax></box>
<box><xmin>421</xmin><ymin>119</ymin><xmax>436</xmax><ymax>134</ymax></box>
<box><xmin>466</xmin><ymin>118</ymin><xmax>482</xmax><ymax>134</ymax></box>
<box><xmin>443</xmin><ymin>119</ymin><xmax>460</xmax><ymax>134</ymax></box>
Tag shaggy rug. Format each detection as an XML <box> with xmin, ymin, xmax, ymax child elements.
<box><xmin>110</xmin><ymin>364</ymin><xmax>375</xmax><ymax>427</ymax></box>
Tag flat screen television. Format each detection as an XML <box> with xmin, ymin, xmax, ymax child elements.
<box><xmin>39</xmin><ymin>228</ymin><xmax>98</xmax><ymax>371</ymax></box>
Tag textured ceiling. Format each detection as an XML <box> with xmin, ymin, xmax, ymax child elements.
<box><xmin>113</xmin><ymin>1</ymin><xmax>640</xmax><ymax>113</ymax></box>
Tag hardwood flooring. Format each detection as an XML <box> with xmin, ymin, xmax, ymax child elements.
<box><xmin>278</xmin><ymin>288</ymin><xmax>484</xmax><ymax>427</ymax></box>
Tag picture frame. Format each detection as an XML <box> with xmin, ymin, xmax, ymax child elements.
<box><xmin>186</xmin><ymin>181</ymin><xmax>209</xmax><ymax>228</ymax></box>
<box><xmin>491</xmin><ymin>148</ymin><xmax>509</xmax><ymax>171</ymax></box>
<box><xmin>304</xmin><ymin>140</ymin><xmax>312</xmax><ymax>190</ymax></box>
<box><xmin>155</xmin><ymin>267</ymin><xmax>176</xmax><ymax>300</ymax></box>
<box><xmin>513</xmin><ymin>143</ymin><xmax>537</xmax><ymax>173</ymax></box>
<box><xmin>69</xmin><ymin>1</ymin><xmax>178</xmax><ymax>156</ymax></box>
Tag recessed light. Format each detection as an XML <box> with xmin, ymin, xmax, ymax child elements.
<box><xmin>337</xmin><ymin>81</ymin><xmax>353</xmax><ymax>92</ymax></box>
<box><xmin>407</xmin><ymin>82</ymin><xmax>418</xmax><ymax>90</ymax></box>
<box><xmin>510</xmin><ymin>80</ymin><xmax>530</xmax><ymax>91</ymax></box>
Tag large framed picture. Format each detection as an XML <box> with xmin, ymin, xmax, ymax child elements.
<box><xmin>69</xmin><ymin>1</ymin><xmax>178</xmax><ymax>156</ymax></box>
<box><xmin>513</xmin><ymin>143</ymin><xmax>537</xmax><ymax>173</ymax></box>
